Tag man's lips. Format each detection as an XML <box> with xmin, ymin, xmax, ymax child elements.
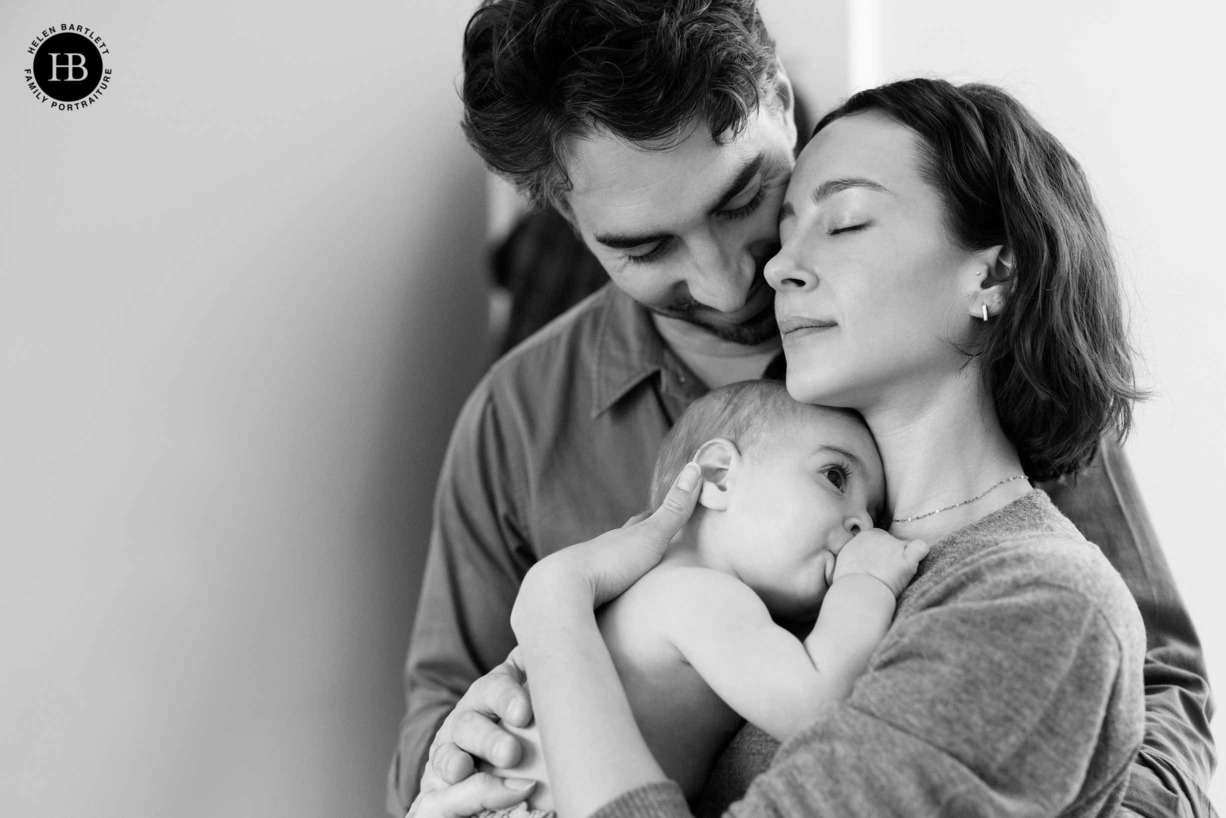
<box><xmin>777</xmin><ymin>315</ymin><xmax>837</xmax><ymax>335</ymax></box>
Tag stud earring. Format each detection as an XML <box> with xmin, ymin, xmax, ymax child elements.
<box><xmin>981</xmin><ymin>304</ymin><xmax>989</xmax><ymax>322</ymax></box>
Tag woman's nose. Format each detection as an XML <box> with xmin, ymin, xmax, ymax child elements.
<box><xmin>764</xmin><ymin>247</ymin><xmax>816</xmax><ymax>291</ymax></box>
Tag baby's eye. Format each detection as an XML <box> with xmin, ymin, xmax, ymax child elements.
<box><xmin>821</xmin><ymin>465</ymin><xmax>849</xmax><ymax>492</ymax></box>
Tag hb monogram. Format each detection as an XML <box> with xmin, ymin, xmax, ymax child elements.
<box><xmin>48</xmin><ymin>53</ymin><xmax>89</xmax><ymax>81</ymax></box>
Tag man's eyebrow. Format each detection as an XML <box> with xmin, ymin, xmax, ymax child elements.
<box><xmin>594</xmin><ymin>229</ymin><xmax>671</xmax><ymax>250</ymax></box>
<box><xmin>593</xmin><ymin>153</ymin><xmax>766</xmax><ymax>250</ymax></box>
<box><xmin>778</xmin><ymin>177</ymin><xmax>891</xmax><ymax>225</ymax></box>
<box><xmin>707</xmin><ymin>153</ymin><xmax>765</xmax><ymax>215</ymax></box>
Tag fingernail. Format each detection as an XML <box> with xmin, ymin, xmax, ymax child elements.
<box><xmin>677</xmin><ymin>462</ymin><xmax>700</xmax><ymax>491</ymax></box>
<box><xmin>505</xmin><ymin>778</ymin><xmax>536</xmax><ymax>791</ymax></box>
<box><xmin>509</xmin><ymin>700</ymin><xmax>531</xmax><ymax>726</ymax></box>
<box><xmin>496</xmin><ymin>736</ymin><xmax>517</xmax><ymax>763</ymax></box>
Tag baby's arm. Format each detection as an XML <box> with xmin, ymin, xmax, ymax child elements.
<box><xmin>802</xmin><ymin>531</ymin><xmax>929</xmax><ymax>702</ymax></box>
<box><xmin>663</xmin><ymin>531</ymin><xmax>927</xmax><ymax>742</ymax></box>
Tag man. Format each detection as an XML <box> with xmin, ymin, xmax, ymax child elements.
<box><xmin>390</xmin><ymin>1</ymin><xmax>1216</xmax><ymax>815</ymax></box>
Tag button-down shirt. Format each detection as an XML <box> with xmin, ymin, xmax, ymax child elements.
<box><xmin>387</xmin><ymin>284</ymin><xmax>1215</xmax><ymax>817</ymax></box>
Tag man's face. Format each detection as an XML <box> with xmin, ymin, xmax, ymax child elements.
<box><xmin>563</xmin><ymin>104</ymin><xmax>797</xmax><ymax>345</ymax></box>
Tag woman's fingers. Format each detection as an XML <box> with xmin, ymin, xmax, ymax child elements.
<box><xmin>514</xmin><ymin>463</ymin><xmax>705</xmax><ymax>627</ymax></box>
<box><xmin>639</xmin><ymin>461</ymin><xmax>701</xmax><ymax>546</ymax></box>
<box><xmin>587</xmin><ymin>462</ymin><xmax>701</xmax><ymax>604</ymax></box>
<box><xmin>621</xmin><ymin>511</ymin><xmax>649</xmax><ymax>528</ymax></box>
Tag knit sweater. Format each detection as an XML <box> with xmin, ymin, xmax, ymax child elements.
<box><xmin>595</xmin><ymin>491</ymin><xmax>1147</xmax><ymax>817</ymax></box>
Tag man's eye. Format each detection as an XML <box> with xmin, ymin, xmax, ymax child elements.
<box><xmin>719</xmin><ymin>187</ymin><xmax>765</xmax><ymax>221</ymax></box>
<box><xmin>627</xmin><ymin>238</ymin><xmax>673</xmax><ymax>265</ymax></box>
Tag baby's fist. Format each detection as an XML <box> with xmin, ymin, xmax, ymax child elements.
<box><xmin>833</xmin><ymin>530</ymin><xmax>929</xmax><ymax>597</ymax></box>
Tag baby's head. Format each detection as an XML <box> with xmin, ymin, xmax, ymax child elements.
<box><xmin>652</xmin><ymin>381</ymin><xmax>886</xmax><ymax>621</ymax></box>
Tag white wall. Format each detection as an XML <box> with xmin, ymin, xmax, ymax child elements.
<box><xmin>0</xmin><ymin>2</ymin><xmax>488</xmax><ymax>817</ymax></box>
<box><xmin>853</xmin><ymin>0</ymin><xmax>1226</xmax><ymax>805</ymax></box>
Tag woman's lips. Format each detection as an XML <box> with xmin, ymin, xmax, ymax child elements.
<box><xmin>777</xmin><ymin>316</ymin><xmax>837</xmax><ymax>336</ymax></box>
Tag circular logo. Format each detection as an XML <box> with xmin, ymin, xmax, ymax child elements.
<box><xmin>33</xmin><ymin>33</ymin><xmax>103</xmax><ymax>101</ymax></box>
<box><xmin>23</xmin><ymin>25</ymin><xmax>113</xmax><ymax>111</ymax></box>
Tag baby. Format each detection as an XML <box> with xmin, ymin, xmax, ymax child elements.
<box><xmin>487</xmin><ymin>381</ymin><xmax>928</xmax><ymax>812</ymax></box>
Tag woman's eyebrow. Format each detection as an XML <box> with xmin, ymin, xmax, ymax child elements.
<box><xmin>811</xmin><ymin>177</ymin><xmax>891</xmax><ymax>205</ymax></box>
<box><xmin>778</xmin><ymin>177</ymin><xmax>892</xmax><ymax>226</ymax></box>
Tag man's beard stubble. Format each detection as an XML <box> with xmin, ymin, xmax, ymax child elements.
<box><xmin>649</xmin><ymin>299</ymin><xmax>780</xmax><ymax>346</ymax></box>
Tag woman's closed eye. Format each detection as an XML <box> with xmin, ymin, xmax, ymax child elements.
<box><xmin>829</xmin><ymin>222</ymin><xmax>869</xmax><ymax>236</ymax></box>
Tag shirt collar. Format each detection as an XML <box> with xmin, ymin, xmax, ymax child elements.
<box><xmin>591</xmin><ymin>285</ymin><xmax>671</xmax><ymax>419</ymax></box>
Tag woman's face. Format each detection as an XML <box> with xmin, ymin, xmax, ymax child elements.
<box><xmin>764</xmin><ymin>110</ymin><xmax>989</xmax><ymax>410</ymax></box>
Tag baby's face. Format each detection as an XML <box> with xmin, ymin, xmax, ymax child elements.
<box><xmin>718</xmin><ymin>408</ymin><xmax>884</xmax><ymax>622</ymax></box>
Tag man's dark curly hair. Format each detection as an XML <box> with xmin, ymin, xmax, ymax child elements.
<box><xmin>813</xmin><ymin>79</ymin><xmax>1144</xmax><ymax>481</ymax></box>
<box><xmin>461</xmin><ymin>0</ymin><xmax>779</xmax><ymax>210</ymax></box>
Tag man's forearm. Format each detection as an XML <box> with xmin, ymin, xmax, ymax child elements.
<box><xmin>1120</xmin><ymin>654</ymin><xmax>1217</xmax><ymax>816</ymax></box>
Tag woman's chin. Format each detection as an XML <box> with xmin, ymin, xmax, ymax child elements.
<box><xmin>784</xmin><ymin>369</ymin><xmax>846</xmax><ymax>407</ymax></box>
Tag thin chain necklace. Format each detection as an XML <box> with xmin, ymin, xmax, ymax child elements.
<box><xmin>892</xmin><ymin>474</ymin><xmax>1029</xmax><ymax>524</ymax></box>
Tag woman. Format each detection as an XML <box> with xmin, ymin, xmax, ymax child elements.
<box><xmin>500</xmin><ymin>78</ymin><xmax>1148</xmax><ymax>816</ymax></box>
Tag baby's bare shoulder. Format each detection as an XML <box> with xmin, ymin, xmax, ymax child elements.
<box><xmin>601</xmin><ymin>565</ymin><xmax>765</xmax><ymax>665</ymax></box>
<box><xmin>611</xmin><ymin>565</ymin><xmax>762</xmax><ymax>624</ymax></box>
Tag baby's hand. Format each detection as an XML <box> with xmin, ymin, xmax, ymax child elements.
<box><xmin>832</xmin><ymin>530</ymin><xmax>929</xmax><ymax>598</ymax></box>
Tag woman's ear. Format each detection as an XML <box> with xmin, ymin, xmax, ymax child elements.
<box><xmin>967</xmin><ymin>245</ymin><xmax>1014</xmax><ymax>320</ymax></box>
<box><xmin>692</xmin><ymin>438</ymin><xmax>740</xmax><ymax>512</ymax></box>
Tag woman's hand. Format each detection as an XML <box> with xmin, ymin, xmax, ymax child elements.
<box><xmin>511</xmin><ymin>461</ymin><xmax>702</xmax><ymax>638</ymax></box>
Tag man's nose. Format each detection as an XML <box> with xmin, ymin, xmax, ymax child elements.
<box><xmin>686</xmin><ymin>240</ymin><xmax>756</xmax><ymax>312</ymax></box>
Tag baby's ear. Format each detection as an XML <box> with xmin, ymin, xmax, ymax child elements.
<box><xmin>692</xmin><ymin>438</ymin><xmax>739</xmax><ymax>512</ymax></box>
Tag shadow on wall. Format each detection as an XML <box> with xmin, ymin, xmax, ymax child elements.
<box><xmin>358</xmin><ymin>174</ymin><xmax>492</xmax><ymax>812</ymax></box>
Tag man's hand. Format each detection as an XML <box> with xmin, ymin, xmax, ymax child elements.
<box><xmin>832</xmin><ymin>529</ymin><xmax>929</xmax><ymax>597</ymax></box>
<box><xmin>411</xmin><ymin>651</ymin><xmax>537</xmax><ymax>817</ymax></box>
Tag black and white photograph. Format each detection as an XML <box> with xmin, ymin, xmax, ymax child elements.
<box><xmin>3</xmin><ymin>2</ymin><xmax>1223</xmax><ymax>816</ymax></box>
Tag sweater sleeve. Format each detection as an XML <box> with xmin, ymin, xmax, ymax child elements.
<box><xmin>593</xmin><ymin>543</ymin><xmax>1147</xmax><ymax>818</ymax></box>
